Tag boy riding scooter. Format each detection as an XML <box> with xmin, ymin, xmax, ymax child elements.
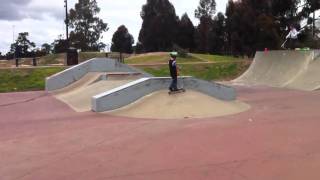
<box><xmin>282</xmin><ymin>24</ymin><xmax>308</xmax><ymax>49</ymax></box>
<box><xmin>285</xmin><ymin>25</ymin><xmax>299</xmax><ymax>49</ymax></box>
<box><xmin>168</xmin><ymin>52</ymin><xmax>185</xmax><ymax>94</ymax></box>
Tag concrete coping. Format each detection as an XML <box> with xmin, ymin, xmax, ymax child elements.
<box><xmin>93</xmin><ymin>77</ymin><xmax>151</xmax><ymax>99</ymax></box>
<box><xmin>47</xmin><ymin>60</ymin><xmax>89</xmax><ymax>79</ymax></box>
<box><xmin>93</xmin><ymin>76</ymin><xmax>192</xmax><ymax>100</ymax></box>
<box><xmin>46</xmin><ymin>58</ymin><xmax>151</xmax><ymax>91</ymax></box>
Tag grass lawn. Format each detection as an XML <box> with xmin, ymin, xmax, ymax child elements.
<box><xmin>125</xmin><ymin>53</ymin><xmax>205</xmax><ymax>64</ymax></box>
<box><xmin>79</xmin><ymin>52</ymin><xmax>107</xmax><ymax>63</ymax></box>
<box><xmin>38</xmin><ymin>53</ymin><xmax>65</xmax><ymax>65</ymax></box>
<box><xmin>141</xmin><ymin>62</ymin><xmax>250</xmax><ymax>81</ymax></box>
<box><xmin>191</xmin><ymin>53</ymin><xmax>242</xmax><ymax>62</ymax></box>
<box><xmin>0</xmin><ymin>67</ymin><xmax>65</xmax><ymax>93</ymax></box>
<box><xmin>0</xmin><ymin>53</ymin><xmax>250</xmax><ymax>93</ymax></box>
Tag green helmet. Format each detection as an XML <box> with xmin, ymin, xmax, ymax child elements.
<box><xmin>170</xmin><ymin>52</ymin><xmax>178</xmax><ymax>57</ymax></box>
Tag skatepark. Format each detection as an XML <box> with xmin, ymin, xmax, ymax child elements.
<box><xmin>1</xmin><ymin>50</ymin><xmax>320</xmax><ymax>180</ymax></box>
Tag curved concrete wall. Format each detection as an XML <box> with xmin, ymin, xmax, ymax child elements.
<box><xmin>236</xmin><ymin>50</ymin><xmax>313</xmax><ymax>86</ymax></box>
<box><xmin>45</xmin><ymin>58</ymin><xmax>151</xmax><ymax>91</ymax></box>
<box><xmin>92</xmin><ymin>77</ymin><xmax>236</xmax><ymax>112</ymax></box>
<box><xmin>235</xmin><ymin>50</ymin><xmax>320</xmax><ymax>91</ymax></box>
<box><xmin>286</xmin><ymin>52</ymin><xmax>320</xmax><ymax>91</ymax></box>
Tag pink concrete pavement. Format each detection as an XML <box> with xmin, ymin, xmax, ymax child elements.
<box><xmin>1</xmin><ymin>86</ymin><xmax>320</xmax><ymax>180</ymax></box>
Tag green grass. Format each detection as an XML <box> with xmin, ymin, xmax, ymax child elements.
<box><xmin>0</xmin><ymin>52</ymin><xmax>250</xmax><ymax>93</ymax></box>
<box><xmin>38</xmin><ymin>53</ymin><xmax>65</xmax><ymax>65</ymax></box>
<box><xmin>125</xmin><ymin>54</ymin><xmax>169</xmax><ymax>64</ymax></box>
<box><xmin>191</xmin><ymin>53</ymin><xmax>241</xmax><ymax>62</ymax></box>
<box><xmin>79</xmin><ymin>52</ymin><xmax>106</xmax><ymax>63</ymax></box>
<box><xmin>1</xmin><ymin>52</ymin><xmax>243</xmax><ymax>67</ymax></box>
<box><xmin>141</xmin><ymin>62</ymin><xmax>250</xmax><ymax>81</ymax></box>
<box><xmin>0</xmin><ymin>67</ymin><xmax>65</xmax><ymax>93</ymax></box>
<box><xmin>125</xmin><ymin>54</ymin><xmax>205</xmax><ymax>64</ymax></box>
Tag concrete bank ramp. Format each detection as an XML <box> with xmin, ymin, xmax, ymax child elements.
<box><xmin>46</xmin><ymin>58</ymin><xmax>149</xmax><ymax>112</ymax></box>
<box><xmin>286</xmin><ymin>53</ymin><xmax>320</xmax><ymax>91</ymax></box>
<box><xmin>107</xmin><ymin>90</ymin><xmax>250</xmax><ymax>119</ymax></box>
<box><xmin>234</xmin><ymin>50</ymin><xmax>320</xmax><ymax>91</ymax></box>
<box><xmin>53</xmin><ymin>73</ymin><xmax>141</xmax><ymax>112</ymax></box>
<box><xmin>92</xmin><ymin>77</ymin><xmax>236</xmax><ymax>112</ymax></box>
<box><xmin>46</xmin><ymin>58</ymin><xmax>151</xmax><ymax>91</ymax></box>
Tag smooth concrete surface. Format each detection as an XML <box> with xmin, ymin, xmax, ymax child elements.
<box><xmin>51</xmin><ymin>72</ymin><xmax>106</xmax><ymax>95</ymax></box>
<box><xmin>107</xmin><ymin>90</ymin><xmax>250</xmax><ymax>119</ymax></box>
<box><xmin>55</xmin><ymin>80</ymin><xmax>135</xmax><ymax>112</ymax></box>
<box><xmin>45</xmin><ymin>58</ymin><xmax>151</xmax><ymax>91</ymax></box>
<box><xmin>92</xmin><ymin>77</ymin><xmax>236</xmax><ymax>112</ymax></box>
<box><xmin>3</xmin><ymin>87</ymin><xmax>320</xmax><ymax>180</ymax></box>
<box><xmin>235</xmin><ymin>50</ymin><xmax>320</xmax><ymax>91</ymax></box>
<box><xmin>53</xmin><ymin>73</ymin><xmax>142</xmax><ymax>112</ymax></box>
<box><xmin>286</xmin><ymin>54</ymin><xmax>320</xmax><ymax>91</ymax></box>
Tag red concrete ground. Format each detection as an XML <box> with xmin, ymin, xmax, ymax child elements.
<box><xmin>1</xmin><ymin>86</ymin><xmax>320</xmax><ymax>180</ymax></box>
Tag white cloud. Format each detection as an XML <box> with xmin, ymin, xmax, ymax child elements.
<box><xmin>0</xmin><ymin>0</ymin><xmax>229</xmax><ymax>53</ymax></box>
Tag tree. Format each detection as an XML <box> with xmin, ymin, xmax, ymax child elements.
<box><xmin>268</xmin><ymin>0</ymin><xmax>302</xmax><ymax>35</ymax></box>
<box><xmin>138</xmin><ymin>0</ymin><xmax>179</xmax><ymax>52</ymax></box>
<box><xmin>176</xmin><ymin>13</ymin><xmax>196</xmax><ymax>51</ymax></box>
<box><xmin>208</xmin><ymin>12</ymin><xmax>226</xmax><ymax>54</ymax></box>
<box><xmin>300</xmin><ymin>0</ymin><xmax>320</xmax><ymax>17</ymax></box>
<box><xmin>225</xmin><ymin>0</ymin><xmax>284</xmax><ymax>56</ymax></box>
<box><xmin>301</xmin><ymin>0</ymin><xmax>320</xmax><ymax>37</ymax></box>
<box><xmin>41</xmin><ymin>43</ymin><xmax>52</xmax><ymax>54</ymax></box>
<box><xmin>52</xmin><ymin>35</ymin><xmax>69</xmax><ymax>53</ymax></box>
<box><xmin>69</xmin><ymin>0</ymin><xmax>108</xmax><ymax>51</ymax></box>
<box><xmin>9</xmin><ymin>32</ymin><xmax>36</xmax><ymax>58</ymax></box>
<box><xmin>111</xmin><ymin>25</ymin><xmax>134</xmax><ymax>54</ymax></box>
<box><xmin>195</xmin><ymin>0</ymin><xmax>216</xmax><ymax>20</ymax></box>
<box><xmin>194</xmin><ymin>0</ymin><xmax>216</xmax><ymax>52</ymax></box>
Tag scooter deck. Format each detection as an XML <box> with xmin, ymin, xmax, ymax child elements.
<box><xmin>168</xmin><ymin>89</ymin><xmax>186</xmax><ymax>95</ymax></box>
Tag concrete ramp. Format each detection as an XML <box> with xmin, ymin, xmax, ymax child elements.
<box><xmin>92</xmin><ymin>77</ymin><xmax>236</xmax><ymax>112</ymax></box>
<box><xmin>46</xmin><ymin>58</ymin><xmax>151</xmax><ymax>91</ymax></box>
<box><xmin>107</xmin><ymin>90</ymin><xmax>249</xmax><ymax>119</ymax></box>
<box><xmin>53</xmin><ymin>73</ymin><xmax>141</xmax><ymax>112</ymax></box>
<box><xmin>286</xmin><ymin>54</ymin><xmax>320</xmax><ymax>91</ymax></box>
<box><xmin>235</xmin><ymin>50</ymin><xmax>320</xmax><ymax>91</ymax></box>
<box><xmin>47</xmin><ymin>58</ymin><xmax>238</xmax><ymax>114</ymax></box>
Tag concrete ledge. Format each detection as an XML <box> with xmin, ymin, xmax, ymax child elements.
<box><xmin>45</xmin><ymin>58</ymin><xmax>151</xmax><ymax>91</ymax></box>
<box><xmin>92</xmin><ymin>77</ymin><xmax>236</xmax><ymax>112</ymax></box>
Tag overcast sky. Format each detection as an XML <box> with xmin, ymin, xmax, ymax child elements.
<box><xmin>0</xmin><ymin>0</ymin><xmax>229</xmax><ymax>53</ymax></box>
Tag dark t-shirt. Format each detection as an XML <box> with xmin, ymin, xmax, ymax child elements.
<box><xmin>169</xmin><ymin>58</ymin><xmax>177</xmax><ymax>78</ymax></box>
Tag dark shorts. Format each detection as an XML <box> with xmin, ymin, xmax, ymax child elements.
<box><xmin>288</xmin><ymin>39</ymin><xmax>298</xmax><ymax>49</ymax></box>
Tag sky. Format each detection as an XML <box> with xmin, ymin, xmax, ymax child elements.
<box><xmin>0</xmin><ymin>0</ymin><xmax>229</xmax><ymax>53</ymax></box>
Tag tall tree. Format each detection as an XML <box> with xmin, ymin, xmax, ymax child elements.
<box><xmin>52</xmin><ymin>35</ymin><xmax>69</xmax><ymax>54</ymax></box>
<box><xmin>176</xmin><ymin>13</ymin><xmax>195</xmax><ymax>51</ymax></box>
<box><xmin>69</xmin><ymin>0</ymin><xmax>108</xmax><ymax>51</ymax></box>
<box><xmin>208</xmin><ymin>12</ymin><xmax>226</xmax><ymax>54</ymax></box>
<box><xmin>268</xmin><ymin>0</ymin><xmax>301</xmax><ymax>33</ymax></box>
<box><xmin>225</xmin><ymin>0</ymin><xmax>284</xmax><ymax>56</ymax></box>
<box><xmin>138</xmin><ymin>0</ymin><xmax>179</xmax><ymax>52</ymax></box>
<box><xmin>41</xmin><ymin>43</ymin><xmax>52</xmax><ymax>54</ymax></box>
<box><xmin>301</xmin><ymin>0</ymin><xmax>320</xmax><ymax>37</ymax></box>
<box><xmin>111</xmin><ymin>25</ymin><xmax>134</xmax><ymax>54</ymax></box>
<box><xmin>194</xmin><ymin>0</ymin><xmax>216</xmax><ymax>52</ymax></box>
<box><xmin>10</xmin><ymin>32</ymin><xmax>36</xmax><ymax>58</ymax></box>
<box><xmin>195</xmin><ymin>0</ymin><xmax>216</xmax><ymax>19</ymax></box>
